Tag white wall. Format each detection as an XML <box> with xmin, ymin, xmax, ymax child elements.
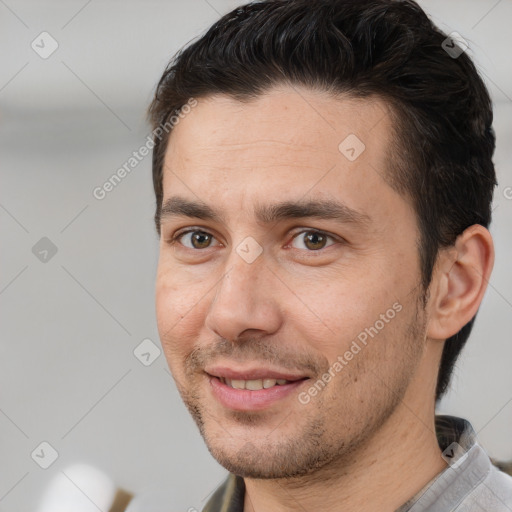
<box><xmin>0</xmin><ymin>1</ymin><xmax>510</xmax><ymax>510</ymax></box>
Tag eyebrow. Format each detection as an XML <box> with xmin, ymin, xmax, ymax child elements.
<box><xmin>159</xmin><ymin>195</ymin><xmax>371</xmax><ymax>227</ymax></box>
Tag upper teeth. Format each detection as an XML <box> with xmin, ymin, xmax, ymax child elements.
<box><xmin>221</xmin><ymin>378</ymin><xmax>290</xmax><ymax>390</ymax></box>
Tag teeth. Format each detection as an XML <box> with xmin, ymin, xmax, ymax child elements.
<box><xmin>230</xmin><ymin>379</ymin><xmax>246</xmax><ymax>390</ymax></box>
<box><xmin>263</xmin><ymin>379</ymin><xmax>277</xmax><ymax>388</ymax></box>
<box><xmin>246</xmin><ymin>379</ymin><xmax>264</xmax><ymax>391</ymax></box>
<box><xmin>221</xmin><ymin>377</ymin><xmax>292</xmax><ymax>389</ymax></box>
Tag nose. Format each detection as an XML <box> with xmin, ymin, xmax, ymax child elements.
<box><xmin>204</xmin><ymin>247</ymin><xmax>282</xmax><ymax>343</ymax></box>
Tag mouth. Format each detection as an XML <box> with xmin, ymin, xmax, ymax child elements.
<box><xmin>218</xmin><ymin>376</ymin><xmax>302</xmax><ymax>390</ymax></box>
<box><xmin>205</xmin><ymin>366</ymin><xmax>311</xmax><ymax>411</ymax></box>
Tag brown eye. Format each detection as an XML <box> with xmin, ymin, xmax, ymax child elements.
<box><xmin>291</xmin><ymin>230</ymin><xmax>335</xmax><ymax>251</ymax></box>
<box><xmin>172</xmin><ymin>230</ymin><xmax>219</xmax><ymax>249</ymax></box>
<box><xmin>190</xmin><ymin>231</ymin><xmax>212</xmax><ymax>249</ymax></box>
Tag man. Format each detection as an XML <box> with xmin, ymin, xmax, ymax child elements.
<box><xmin>148</xmin><ymin>0</ymin><xmax>512</xmax><ymax>510</ymax></box>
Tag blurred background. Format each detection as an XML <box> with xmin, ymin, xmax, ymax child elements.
<box><xmin>0</xmin><ymin>0</ymin><xmax>511</xmax><ymax>510</ymax></box>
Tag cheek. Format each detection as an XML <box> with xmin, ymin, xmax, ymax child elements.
<box><xmin>155</xmin><ymin>265</ymin><xmax>206</xmax><ymax>362</ymax></box>
<box><xmin>292</xmin><ymin>271</ymin><xmax>404</xmax><ymax>362</ymax></box>
<box><xmin>155</xmin><ymin>273</ymin><xmax>179</xmax><ymax>335</ymax></box>
<box><xmin>155</xmin><ymin>257</ymin><xmax>205</xmax><ymax>321</ymax></box>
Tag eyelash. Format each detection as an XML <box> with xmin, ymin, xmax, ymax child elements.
<box><xmin>166</xmin><ymin>228</ymin><xmax>340</xmax><ymax>252</ymax></box>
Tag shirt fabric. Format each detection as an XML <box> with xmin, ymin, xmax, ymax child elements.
<box><xmin>202</xmin><ymin>415</ymin><xmax>512</xmax><ymax>512</ymax></box>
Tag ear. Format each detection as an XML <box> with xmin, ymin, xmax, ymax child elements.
<box><xmin>426</xmin><ymin>224</ymin><xmax>495</xmax><ymax>340</ymax></box>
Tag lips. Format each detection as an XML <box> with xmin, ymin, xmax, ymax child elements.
<box><xmin>205</xmin><ymin>365</ymin><xmax>310</xmax><ymax>411</ymax></box>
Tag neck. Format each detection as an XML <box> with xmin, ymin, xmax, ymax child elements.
<box><xmin>243</xmin><ymin>385</ymin><xmax>446</xmax><ymax>512</ymax></box>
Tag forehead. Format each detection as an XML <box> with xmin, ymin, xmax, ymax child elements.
<box><xmin>161</xmin><ymin>86</ymin><xmax>406</xmax><ymax>226</ymax></box>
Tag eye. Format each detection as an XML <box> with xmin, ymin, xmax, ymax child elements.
<box><xmin>169</xmin><ymin>229</ymin><xmax>220</xmax><ymax>250</ymax></box>
<box><xmin>289</xmin><ymin>230</ymin><xmax>337</xmax><ymax>251</ymax></box>
<box><xmin>167</xmin><ymin>228</ymin><xmax>340</xmax><ymax>252</ymax></box>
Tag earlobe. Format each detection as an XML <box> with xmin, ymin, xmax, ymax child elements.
<box><xmin>426</xmin><ymin>225</ymin><xmax>494</xmax><ymax>341</ymax></box>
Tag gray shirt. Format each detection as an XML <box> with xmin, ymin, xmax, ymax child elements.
<box><xmin>202</xmin><ymin>415</ymin><xmax>512</xmax><ymax>511</ymax></box>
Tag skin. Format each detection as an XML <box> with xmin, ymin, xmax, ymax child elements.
<box><xmin>155</xmin><ymin>85</ymin><xmax>494</xmax><ymax>512</ymax></box>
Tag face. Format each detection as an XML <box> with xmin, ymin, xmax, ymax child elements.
<box><xmin>155</xmin><ymin>86</ymin><xmax>429</xmax><ymax>478</ymax></box>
